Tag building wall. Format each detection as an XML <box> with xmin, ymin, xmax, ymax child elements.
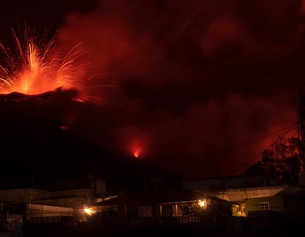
<box><xmin>26</xmin><ymin>203</ymin><xmax>77</xmax><ymax>222</ymax></box>
<box><xmin>245</xmin><ymin>196</ymin><xmax>284</xmax><ymax>215</ymax></box>
<box><xmin>0</xmin><ymin>189</ymin><xmax>50</xmax><ymax>203</ymax></box>
<box><xmin>283</xmin><ymin>196</ymin><xmax>305</xmax><ymax>220</ymax></box>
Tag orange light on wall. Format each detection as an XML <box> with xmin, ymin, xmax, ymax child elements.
<box><xmin>198</xmin><ymin>199</ymin><xmax>206</xmax><ymax>208</ymax></box>
<box><xmin>84</xmin><ymin>208</ymin><xmax>92</xmax><ymax>215</ymax></box>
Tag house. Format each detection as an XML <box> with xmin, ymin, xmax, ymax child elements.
<box><xmin>86</xmin><ymin>189</ymin><xmax>232</xmax><ymax>227</ymax></box>
<box><xmin>0</xmin><ymin>187</ymin><xmax>97</xmax><ymax>236</ymax></box>
<box><xmin>243</xmin><ymin>185</ymin><xmax>305</xmax><ymax>235</ymax></box>
<box><xmin>245</xmin><ymin>185</ymin><xmax>305</xmax><ymax>220</ymax></box>
<box><xmin>0</xmin><ymin>175</ymin><xmax>304</xmax><ymax>236</ymax></box>
<box><xmin>183</xmin><ymin>175</ymin><xmax>305</xmax><ymax>235</ymax></box>
<box><xmin>183</xmin><ymin>175</ymin><xmax>289</xmax><ymax>217</ymax></box>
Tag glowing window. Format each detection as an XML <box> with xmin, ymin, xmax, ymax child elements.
<box><xmin>259</xmin><ymin>202</ymin><xmax>269</xmax><ymax>211</ymax></box>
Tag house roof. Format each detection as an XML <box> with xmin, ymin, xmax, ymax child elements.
<box><xmin>125</xmin><ymin>189</ymin><xmax>203</xmax><ymax>204</ymax></box>
<box><xmin>94</xmin><ymin>189</ymin><xmax>228</xmax><ymax>207</ymax></box>
<box><xmin>183</xmin><ymin>175</ymin><xmax>268</xmax><ymax>191</ymax></box>
<box><xmin>276</xmin><ymin>185</ymin><xmax>305</xmax><ymax>198</ymax></box>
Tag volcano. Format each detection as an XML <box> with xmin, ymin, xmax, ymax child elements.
<box><xmin>0</xmin><ymin>89</ymin><xmax>179</xmax><ymax>191</ymax></box>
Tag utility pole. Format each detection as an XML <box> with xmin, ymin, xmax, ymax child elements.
<box><xmin>297</xmin><ymin>91</ymin><xmax>305</xmax><ymax>185</ymax></box>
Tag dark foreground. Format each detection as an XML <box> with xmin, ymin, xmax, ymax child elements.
<box><xmin>8</xmin><ymin>217</ymin><xmax>301</xmax><ymax>237</ymax></box>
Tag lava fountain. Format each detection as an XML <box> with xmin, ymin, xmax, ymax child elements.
<box><xmin>0</xmin><ymin>27</ymin><xmax>92</xmax><ymax>102</ymax></box>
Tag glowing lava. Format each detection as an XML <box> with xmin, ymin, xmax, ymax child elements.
<box><xmin>0</xmin><ymin>28</ymin><xmax>90</xmax><ymax>101</ymax></box>
<box><xmin>131</xmin><ymin>138</ymin><xmax>143</xmax><ymax>159</ymax></box>
<box><xmin>133</xmin><ymin>148</ymin><xmax>141</xmax><ymax>158</ymax></box>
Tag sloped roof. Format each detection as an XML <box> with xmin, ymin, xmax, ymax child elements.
<box><xmin>125</xmin><ymin>189</ymin><xmax>204</xmax><ymax>204</ymax></box>
<box><xmin>183</xmin><ymin>175</ymin><xmax>268</xmax><ymax>191</ymax></box>
<box><xmin>94</xmin><ymin>189</ymin><xmax>228</xmax><ymax>207</ymax></box>
<box><xmin>276</xmin><ymin>185</ymin><xmax>305</xmax><ymax>197</ymax></box>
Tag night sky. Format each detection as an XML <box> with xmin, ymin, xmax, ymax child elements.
<box><xmin>0</xmin><ymin>0</ymin><xmax>304</xmax><ymax>186</ymax></box>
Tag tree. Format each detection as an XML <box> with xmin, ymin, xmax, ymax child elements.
<box><xmin>246</xmin><ymin>136</ymin><xmax>301</xmax><ymax>185</ymax></box>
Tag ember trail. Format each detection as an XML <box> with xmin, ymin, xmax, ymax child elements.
<box><xmin>0</xmin><ymin>28</ymin><xmax>89</xmax><ymax>102</ymax></box>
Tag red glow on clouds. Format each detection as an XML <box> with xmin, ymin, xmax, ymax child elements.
<box><xmin>2</xmin><ymin>0</ymin><xmax>303</xmax><ymax>179</ymax></box>
<box><xmin>56</xmin><ymin>0</ymin><xmax>302</xmax><ymax>178</ymax></box>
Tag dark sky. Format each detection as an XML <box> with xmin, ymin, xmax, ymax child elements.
<box><xmin>0</xmin><ymin>0</ymin><xmax>304</xmax><ymax>182</ymax></box>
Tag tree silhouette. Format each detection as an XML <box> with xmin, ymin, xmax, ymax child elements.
<box><xmin>246</xmin><ymin>136</ymin><xmax>301</xmax><ymax>185</ymax></box>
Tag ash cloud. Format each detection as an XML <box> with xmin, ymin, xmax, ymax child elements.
<box><xmin>2</xmin><ymin>0</ymin><xmax>305</xmax><ymax>179</ymax></box>
<box><xmin>52</xmin><ymin>0</ymin><xmax>305</xmax><ymax>179</ymax></box>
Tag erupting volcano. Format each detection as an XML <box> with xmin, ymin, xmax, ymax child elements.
<box><xmin>1</xmin><ymin>0</ymin><xmax>303</xmax><ymax>182</ymax></box>
<box><xmin>0</xmin><ymin>28</ymin><xmax>92</xmax><ymax>102</ymax></box>
<box><xmin>0</xmin><ymin>27</ymin><xmax>113</xmax><ymax>189</ymax></box>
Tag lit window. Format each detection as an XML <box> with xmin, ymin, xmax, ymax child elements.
<box><xmin>259</xmin><ymin>202</ymin><xmax>269</xmax><ymax>211</ymax></box>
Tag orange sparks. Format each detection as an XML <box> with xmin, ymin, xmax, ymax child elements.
<box><xmin>0</xmin><ymin>27</ymin><xmax>91</xmax><ymax>101</ymax></box>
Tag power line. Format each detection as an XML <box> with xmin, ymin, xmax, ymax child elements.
<box><xmin>206</xmin><ymin>122</ymin><xmax>298</xmax><ymax>157</ymax></box>
<box><xmin>224</xmin><ymin>122</ymin><xmax>298</xmax><ymax>175</ymax></box>
<box><xmin>186</xmin><ymin>123</ymin><xmax>299</xmax><ymax>190</ymax></box>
